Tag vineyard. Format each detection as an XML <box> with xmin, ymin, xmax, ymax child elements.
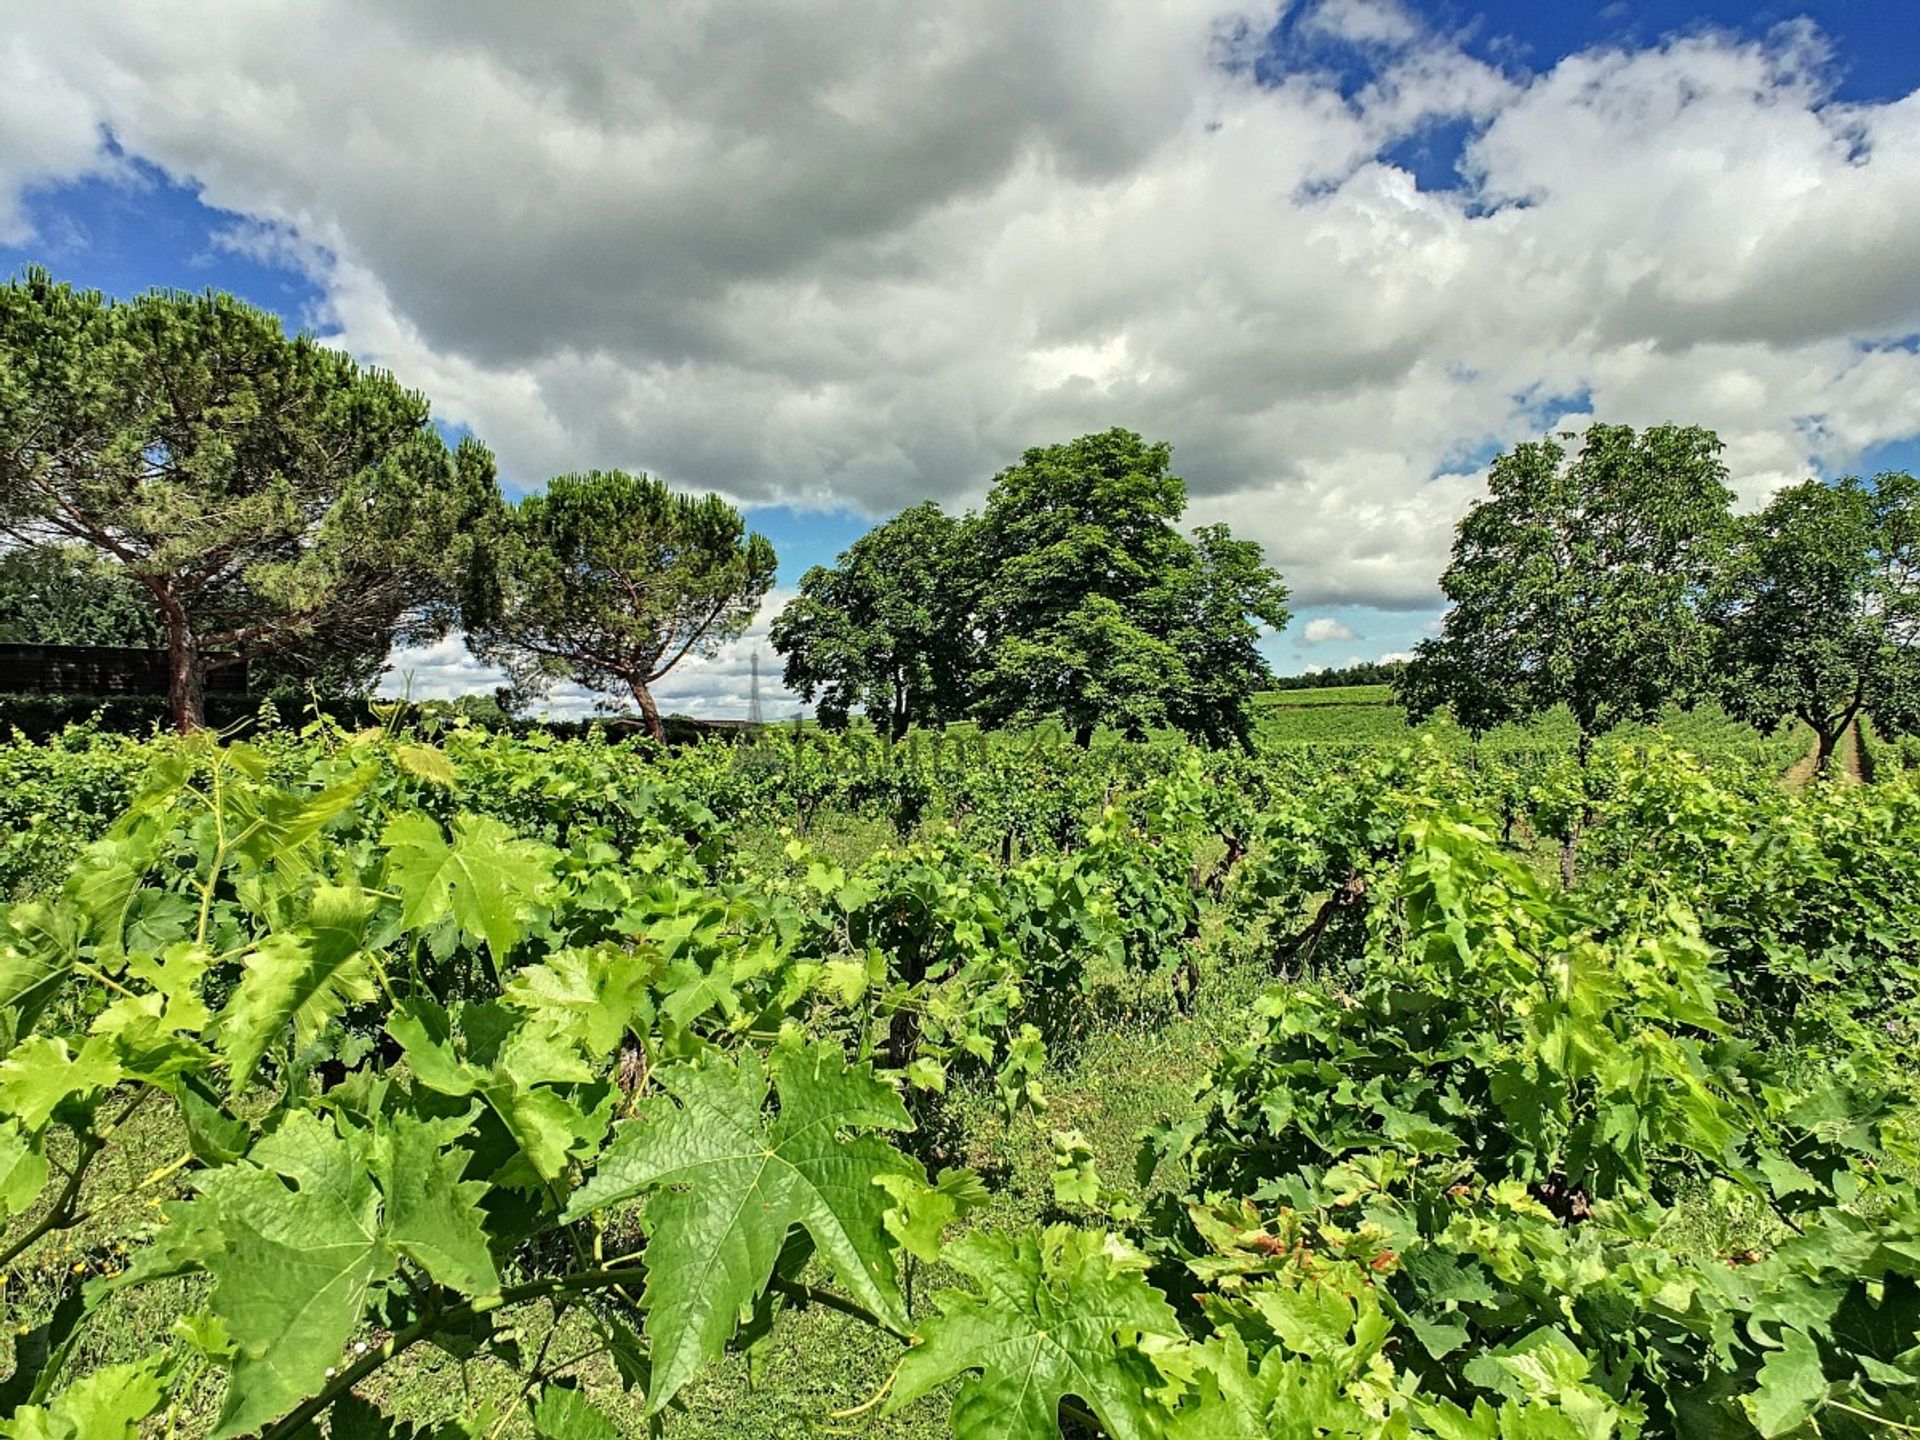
<box><xmin>0</xmin><ymin>715</ymin><xmax>1916</xmax><ymax>1438</ymax></box>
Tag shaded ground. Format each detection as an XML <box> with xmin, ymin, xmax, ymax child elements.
<box><xmin>1785</xmin><ymin>720</ymin><xmax>1866</xmax><ymax>789</ymax></box>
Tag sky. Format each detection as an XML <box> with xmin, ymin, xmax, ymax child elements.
<box><xmin>4</xmin><ymin>0</ymin><xmax>1918</xmax><ymax>718</ymax></box>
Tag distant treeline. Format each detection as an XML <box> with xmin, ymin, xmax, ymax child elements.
<box><xmin>1269</xmin><ymin>659</ymin><xmax>1408</xmax><ymax>690</ymax></box>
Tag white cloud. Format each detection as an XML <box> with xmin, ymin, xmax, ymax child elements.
<box><xmin>380</xmin><ymin>589</ymin><xmax>810</xmax><ymax>721</ymax></box>
<box><xmin>2</xmin><ymin>4</ymin><xmax>1918</xmax><ymax>617</ymax></box>
<box><xmin>1302</xmin><ymin>616</ymin><xmax>1358</xmax><ymax>643</ymax></box>
<box><xmin>1302</xmin><ymin>0</ymin><xmax>1421</xmax><ymax>50</ymax></box>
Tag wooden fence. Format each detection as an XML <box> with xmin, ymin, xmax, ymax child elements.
<box><xmin>0</xmin><ymin>643</ymin><xmax>248</xmax><ymax>696</ymax></box>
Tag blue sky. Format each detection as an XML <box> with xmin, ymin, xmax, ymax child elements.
<box><xmin>5</xmin><ymin>0</ymin><xmax>1918</xmax><ymax>707</ymax></box>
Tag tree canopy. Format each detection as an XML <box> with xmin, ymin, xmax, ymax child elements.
<box><xmin>770</xmin><ymin>501</ymin><xmax>975</xmax><ymax>739</ymax></box>
<box><xmin>0</xmin><ymin>542</ymin><xmax>396</xmax><ymax>702</ymax></box>
<box><xmin>467</xmin><ymin>469</ymin><xmax>777</xmax><ymax>741</ymax></box>
<box><xmin>1400</xmin><ymin>423</ymin><xmax>1736</xmax><ymax>755</ymax></box>
<box><xmin>1163</xmin><ymin>523</ymin><xmax>1292</xmax><ymax>748</ymax></box>
<box><xmin>970</xmin><ymin>429</ymin><xmax>1287</xmax><ymax>745</ymax></box>
<box><xmin>0</xmin><ymin>544</ymin><xmax>163</xmax><ymax>649</ymax></box>
<box><xmin>773</xmin><ymin>430</ymin><xmax>1290</xmax><ymax>747</ymax></box>
<box><xmin>0</xmin><ymin>269</ymin><xmax>500</xmax><ymax>730</ymax></box>
<box><xmin>1711</xmin><ymin>472</ymin><xmax>1920</xmax><ymax>771</ymax></box>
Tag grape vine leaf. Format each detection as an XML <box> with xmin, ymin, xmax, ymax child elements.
<box><xmin>215</xmin><ymin>885</ymin><xmax>378</xmax><ymax>1094</ymax></box>
<box><xmin>530</xmin><ymin>1385</ymin><xmax>622</xmax><ymax>1440</ymax></box>
<box><xmin>1163</xmin><ymin>1331</ymin><xmax>1374</xmax><ymax>1439</ymax></box>
<box><xmin>0</xmin><ymin>1035</ymin><xmax>124</xmax><ymax>1132</ymax></box>
<box><xmin>227</xmin><ymin>770</ymin><xmax>375</xmax><ymax>881</ymax></box>
<box><xmin>191</xmin><ymin>1112</ymin><xmax>389</xmax><ymax>1438</ymax></box>
<box><xmin>565</xmin><ymin>1039</ymin><xmax>918</xmax><ymax>1413</ymax></box>
<box><xmin>388</xmin><ymin>1001</ymin><xmax>608</xmax><ymax>1186</ymax></box>
<box><xmin>1750</xmin><ymin>1327</ymin><xmax>1829</xmax><ymax>1437</ymax></box>
<box><xmin>383</xmin><ymin>813</ymin><xmax>555</xmax><ymax>964</ymax></box>
<box><xmin>62</xmin><ymin>821</ymin><xmax>166</xmax><ymax>960</ymax></box>
<box><xmin>372</xmin><ymin>1111</ymin><xmax>500</xmax><ymax>1300</ymax></box>
<box><xmin>149</xmin><ymin>1108</ymin><xmax>504</xmax><ymax>1438</ymax></box>
<box><xmin>888</xmin><ymin>1226</ymin><xmax>1182</xmax><ymax>1440</ymax></box>
<box><xmin>0</xmin><ymin>1357</ymin><xmax>168</xmax><ymax>1440</ymax></box>
<box><xmin>502</xmin><ymin>944</ymin><xmax>657</xmax><ymax>1060</ymax></box>
<box><xmin>393</xmin><ymin>743</ymin><xmax>458</xmax><ymax>788</ymax></box>
<box><xmin>0</xmin><ymin>899</ymin><xmax>77</xmax><ymax>1032</ymax></box>
<box><xmin>0</xmin><ymin>1118</ymin><xmax>49</xmax><ymax>1223</ymax></box>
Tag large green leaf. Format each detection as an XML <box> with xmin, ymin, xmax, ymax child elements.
<box><xmin>889</xmin><ymin>1226</ymin><xmax>1182</xmax><ymax>1440</ymax></box>
<box><xmin>383</xmin><ymin>813</ymin><xmax>555</xmax><ymax>964</ymax></box>
<box><xmin>388</xmin><ymin>1002</ymin><xmax>607</xmax><ymax>1186</ymax></box>
<box><xmin>530</xmin><ymin>1386</ymin><xmax>622</xmax><ymax>1440</ymax></box>
<box><xmin>0</xmin><ymin>1357</ymin><xmax>168</xmax><ymax>1440</ymax></box>
<box><xmin>214</xmin><ymin>885</ymin><xmax>377</xmax><ymax>1094</ymax></box>
<box><xmin>372</xmin><ymin>1111</ymin><xmax>500</xmax><ymax>1300</ymax></box>
<box><xmin>226</xmin><ymin>769</ymin><xmax>374</xmax><ymax>880</ymax></box>
<box><xmin>0</xmin><ymin>1035</ymin><xmax>123</xmax><ymax>1132</ymax></box>
<box><xmin>566</xmin><ymin>1039</ymin><xmax>918</xmax><ymax>1412</ymax></box>
<box><xmin>0</xmin><ymin>900</ymin><xmax>76</xmax><ymax>1033</ymax></box>
<box><xmin>1750</xmin><ymin>1327</ymin><xmax>1830</xmax><ymax>1437</ymax></box>
<box><xmin>0</xmin><ymin>1119</ymin><xmax>47</xmax><ymax>1225</ymax></box>
<box><xmin>190</xmin><ymin>1112</ymin><xmax>391</xmax><ymax>1439</ymax></box>
<box><xmin>62</xmin><ymin>820</ymin><xmax>166</xmax><ymax>959</ymax></box>
<box><xmin>502</xmin><ymin>944</ymin><xmax>656</xmax><ymax>1060</ymax></box>
<box><xmin>1163</xmin><ymin>1331</ymin><xmax>1378</xmax><ymax>1439</ymax></box>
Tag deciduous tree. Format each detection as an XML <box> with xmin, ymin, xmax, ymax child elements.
<box><xmin>1164</xmin><ymin>524</ymin><xmax>1290</xmax><ymax>749</ymax></box>
<box><xmin>1711</xmin><ymin>472</ymin><xmax>1920</xmax><ymax>772</ymax></box>
<box><xmin>1400</xmin><ymin>423</ymin><xmax>1735</xmax><ymax>876</ymax></box>
<box><xmin>972</xmin><ymin>429</ymin><xmax>1286</xmax><ymax>746</ymax></box>
<box><xmin>1402</xmin><ymin>423</ymin><xmax>1736</xmax><ymax>757</ymax></box>
<box><xmin>0</xmin><ymin>270</ymin><xmax>500</xmax><ymax>730</ymax></box>
<box><xmin>770</xmin><ymin>501</ymin><xmax>974</xmax><ymax>739</ymax></box>
<box><xmin>0</xmin><ymin>544</ymin><xmax>162</xmax><ymax>648</ymax></box>
<box><xmin>468</xmin><ymin>470</ymin><xmax>776</xmax><ymax>741</ymax></box>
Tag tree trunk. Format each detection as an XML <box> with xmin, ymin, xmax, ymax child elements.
<box><xmin>1073</xmin><ymin>722</ymin><xmax>1094</xmax><ymax>748</ymax></box>
<box><xmin>631</xmin><ymin>680</ymin><xmax>665</xmax><ymax>742</ymax></box>
<box><xmin>1562</xmin><ymin>728</ymin><xmax>1593</xmax><ymax>888</ymax></box>
<box><xmin>1814</xmin><ymin>725</ymin><xmax>1839</xmax><ymax>775</ymax></box>
<box><xmin>160</xmin><ymin>600</ymin><xmax>206</xmax><ymax>734</ymax></box>
<box><xmin>890</xmin><ymin>690</ymin><xmax>910</xmax><ymax>743</ymax></box>
<box><xmin>1813</xmin><ymin>700</ymin><xmax>1861</xmax><ymax>777</ymax></box>
<box><xmin>1558</xmin><ymin>815</ymin><xmax>1582</xmax><ymax>889</ymax></box>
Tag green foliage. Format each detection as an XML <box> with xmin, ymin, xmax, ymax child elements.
<box><xmin>1402</xmin><ymin>424</ymin><xmax>1737</xmax><ymax>748</ymax></box>
<box><xmin>468</xmin><ymin>469</ymin><xmax>776</xmax><ymax>741</ymax></box>
<box><xmin>1712</xmin><ymin>471</ymin><xmax>1920</xmax><ymax>771</ymax></box>
<box><xmin>0</xmin><ymin>269</ymin><xmax>502</xmax><ymax>730</ymax></box>
<box><xmin>0</xmin><ymin>545</ymin><xmax>163</xmax><ymax>648</ymax></box>
<box><xmin>0</xmin><ymin>718</ymin><xmax>1914</xmax><ymax>1440</ymax></box>
<box><xmin>568</xmin><ymin>1040</ymin><xmax>918</xmax><ymax>1411</ymax></box>
<box><xmin>890</xmin><ymin>1226</ymin><xmax>1181</xmax><ymax>1440</ymax></box>
<box><xmin>772</xmin><ymin>501</ymin><xmax>975</xmax><ymax>738</ymax></box>
<box><xmin>970</xmin><ymin>429</ymin><xmax>1290</xmax><ymax>746</ymax></box>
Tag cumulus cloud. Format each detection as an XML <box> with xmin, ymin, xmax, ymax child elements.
<box><xmin>1303</xmin><ymin>617</ymin><xmax>1358</xmax><ymax>643</ymax></box>
<box><xmin>2</xmin><ymin>1</ymin><xmax>1918</xmax><ymax>622</ymax></box>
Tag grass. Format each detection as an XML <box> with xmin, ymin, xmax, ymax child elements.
<box><xmin>1254</xmin><ymin>684</ymin><xmax>1396</xmax><ymax>707</ymax></box>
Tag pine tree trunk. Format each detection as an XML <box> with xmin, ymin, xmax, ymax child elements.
<box><xmin>160</xmin><ymin>602</ymin><xmax>206</xmax><ymax>734</ymax></box>
<box><xmin>632</xmin><ymin>680</ymin><xmax>665</xmax><ymax>742</ymax></box>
